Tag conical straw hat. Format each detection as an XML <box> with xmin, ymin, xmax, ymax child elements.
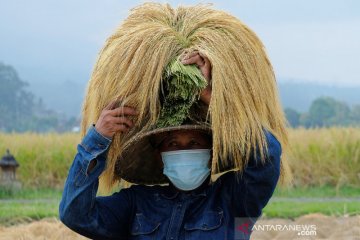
<box><xmin>116</xmin><ymin>124</ymin><xmax>214</xmax><ymax>184</ymax></box>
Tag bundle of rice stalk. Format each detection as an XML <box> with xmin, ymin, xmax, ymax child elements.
<box><xmin>81</xmin><ymin>3</ymin><xmax>290</xmax><ymax>190</ymax></box>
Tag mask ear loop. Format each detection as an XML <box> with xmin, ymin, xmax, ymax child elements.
<box><xmin>209</xmin><ymin>148</ymin><xmax>217</xmax><ymax>184</ymax></box>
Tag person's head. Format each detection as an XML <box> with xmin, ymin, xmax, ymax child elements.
<box><xmin>152</xmin><ymin>129</ymin><xmax>212</xmax><ymax>164</ymax></box>
<box><xmin>152</xmin><ymin>129</ymin><xmax>213</xmax><ymax>191</ymax></box>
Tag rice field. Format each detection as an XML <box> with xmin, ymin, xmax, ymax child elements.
<box><xmin>0</xmin><ymin>127</ymin><xmax>359</xmax><ymax>188</ymax></box>
<box><xmin>286</xmin><ymin>127</ymin><xmax>360</xmax><ymax>188</ymax></box>
<box><xmin>0</xmin><ymin>132</ymin><xmax>79</xmax><ymax>189</ymax></box>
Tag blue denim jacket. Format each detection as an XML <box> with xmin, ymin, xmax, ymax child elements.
<box><xmin>59</xmin><ymin>126</ymin><xmax>281</xmax><ymax>240</ymax></box>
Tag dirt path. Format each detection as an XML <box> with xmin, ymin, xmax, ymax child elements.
<box><xmin>0</xmin><ymin>214</ymin><xmax>359</xmax><ymax>240</ymax></box>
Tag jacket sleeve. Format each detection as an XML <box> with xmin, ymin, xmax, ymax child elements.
<box><xmin>221</xmin><ymin>130</ymin><xmax>281</xmax><ymax>218</ymax></box>
<box><xmin>59</xmin><ymin>126</ymin><xmax>133</xmax><ymax>240</ymax></box>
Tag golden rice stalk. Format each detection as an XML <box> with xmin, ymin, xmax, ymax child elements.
<box><xmin>81</xmin><ymin>3</ymin><xmax>290</xmax><ymax>190</ymax></box>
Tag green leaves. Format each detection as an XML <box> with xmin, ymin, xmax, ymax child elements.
<box><xmin>157</xmin><ymin>59</ymin><xmax>207</xmax><ymax>128</ymax></box>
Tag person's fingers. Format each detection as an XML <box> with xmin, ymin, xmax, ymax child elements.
<box><xmin>180</xmin><ymin>51</ymin><xmax>212</xmax><ymax>83</ymax></box>
<box><xmin>112</xmin><ymin>116</ymin><xmax>134</xmax><ymax>128</ymax></box>
<box><xmin>181</xmin><ymin>54</ymin><xmax>206</xmax><ymax>67</ymax></box>
<box><xmin>110</xmin><ymin>106</ymin><xmax>138</xmax><ymax>117</ymax></box>
<box><xmin>114</xmin><ymin>124</ymin><xmax>130</xmax><ymax>133</ymax></box>
<box><xmin>181</xmin><ymin>51</ymin><xmax>199</xmax><ymax>60</ymax></box>
<box><xmin>181</xmin><ymin>51</ymin><xmax>201</xmax><ymax>62</ymax></box>
<box><xmin>104</xmin><ymin>100</ymin><xmax>119</xmax><ymax>110</ymax></box>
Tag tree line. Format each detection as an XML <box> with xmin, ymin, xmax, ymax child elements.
<box><xmin>0</xmin><ymin>62</ymin><xmax>78</xmax><ymax>133</ymax></box>
<box><xmin>285</xmin><ymin>97</ymin><xmax>360</xmax><ymax>128</ymax></box>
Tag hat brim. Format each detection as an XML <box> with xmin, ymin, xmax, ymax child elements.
<box><xmin>115</xmin><ymin>125</ymin><xmax>212</xmax><ymax>184</ymax></box>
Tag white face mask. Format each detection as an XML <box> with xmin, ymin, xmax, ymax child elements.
<box><xmin>161</xmin><ymin>149</ymin><xmax>211</xmax><ymax>191</ymax></box>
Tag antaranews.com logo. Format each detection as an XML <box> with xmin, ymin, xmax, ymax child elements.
<box><xmin>235</xmin><ymin>218</ymin><xmax>317</xmax><ymax>239</ymax></box>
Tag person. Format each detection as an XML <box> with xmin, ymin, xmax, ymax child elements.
<box><xmin>59</xmin><ymin>52</ymin><xmax>282</xmax><ymax>240</ymax></box>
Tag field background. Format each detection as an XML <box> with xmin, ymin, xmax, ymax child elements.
<box><xmin>1</xmin><ymin>127</ymin><xmax>359</xmax><ymax>188</ymax></box>
<box><xmin>0</xmin><ymin>127</ymin><xmax>360</xmax><ymax>225</ymax></box>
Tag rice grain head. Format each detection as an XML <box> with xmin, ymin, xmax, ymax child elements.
<box><xmin>81</xmin><ymin>3</ymin><xmax>291</xmax><ymax>190</ymax></box>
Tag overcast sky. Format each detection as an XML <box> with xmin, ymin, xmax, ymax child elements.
<box><xmin>1</xmin><ymin>0</ymin><xmax>359</xmax><ymax>87</ymax></box>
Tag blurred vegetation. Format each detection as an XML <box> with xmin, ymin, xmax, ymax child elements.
<box><xmin>265</xmin><ymin>183</ymin><xmax>360</xmax><ymax>218</ymax></box>
<box><xmin>0</xmin><ymin>186</ymin><xmax>359</xmax><ymax>224</ymax></box>
<box><xmin>0</xmin><ymin>128</ymin><xmax>359</xmax><ymax>189</ymax></box>
<box><xmin>263</xmin><ymin>201</ymin><xmax>360</xmax><ymax>218</ymax></box>
<box><xmin>285</xmin><ymin>97</ymin><xmax>360</xmax><ymax>128</ymax></box>
<box><xmin>0</xmin><ymin>132</ymin><xmax>79</xmax><ymax>188</ymax></box>
<box><xmin>274</xmin><ymin>185</ymin><xmax>360</xmax><ymax>198</ymax></box>
<box><xmin>286</xmin><ymin>127</ymin><xmax>360</xmax><ymax>188</ymax></box>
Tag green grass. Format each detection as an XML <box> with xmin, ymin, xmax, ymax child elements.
<box><xmin>0</xmin><ymin>186</ymin><xmax>359</xmax><ymax>225</ymax></box>
<box><xmin>0</xmin><ymin>188</ymin><xmax>61</xmax><ymax>225</ymax></box>
<box><xmin>263</xmin><ymin>185</ymin><xmax>360</xmax><ymax>218</ymax></box>
<box><xmin>0</xmin><ymin>188</ymin><xmax>62</xmax><ymax>199</ymax></box>
<box><xmin>0</xmin><ymin>200</ymin><xmax>59</xmax><ymax>225</ymax></box>
<box><xmin>273</xmin><ymin>185</ymin><xmax>360</xmax><ymax>198</ymax></box>
<box><xmin>263</xmin><ymin>201</ymin><xmax>360</xmax><ymax>218</ymax></box>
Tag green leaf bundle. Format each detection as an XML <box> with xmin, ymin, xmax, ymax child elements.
<box><xmin>157</xmin><ymin>59</ymin><xmax>207</xmax><ymax>128</ymax></box>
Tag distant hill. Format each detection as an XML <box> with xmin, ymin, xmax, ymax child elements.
<box><xmin>278</xmin><ymin>81</ymin><xmax>360</xmax><ymax>112</ymax></box>
<box><xmin>29</xmin><ymin>80</ymin><xmax>360</xmax><ymax>118</ymax></box>
<box><xmin>29</xmin><ymin>80</ymin><xmax>86</xmax><ymax>118</ymax></box>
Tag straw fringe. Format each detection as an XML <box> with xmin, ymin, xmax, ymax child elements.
<box><xmin>80</xmin><ymin>3</ymin><xmax>290</xmax><ymax>191</ymax></box>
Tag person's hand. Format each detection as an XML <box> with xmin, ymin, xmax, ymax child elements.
<box><xmin>95</xmin><ymin>101</ymin><xmax>138</xmax><ymax>139</ymax></box>
<box><xmin>181</xmin><ymin>51</ymin><xmax>212</xmax><ymax>105</ymax></box>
